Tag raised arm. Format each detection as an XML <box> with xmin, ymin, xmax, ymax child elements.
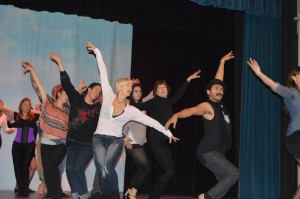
<box><xmin>165</xmin><ymin>102</ymin><xmax>209</xmax><ymax>130</ymax></box>
<box><xmin>50</xmin><ymin>53</ymin><xmax>65</xmax><ymax>72</ymax></box>
<box><xmin>51</xmin><ymin>53</ymin><xmax>81</xmax><ymax>100</ymax></box>
<box><xmin>21</xmin><ymin>62</ymin><xmax>47</xmax><ymax>103</ymax></box>
<box><xmin>86</xmin><ymin>41</ymin><xmax>114</xmax><ymax>97</ymax></box>
<box><xmin>215</xmin><ymin>51</ymin><xmax>234</xmax><ymax>81</ymax></box>
<box><xmin>78</xmin><ymin>79</ymin><xmax>87</xmax><ymax>94</ymax></box>
<box><xmin>187</xmin><ymin>69</ymin><xmax>201</xmax><ymax>82</ymax></box>
<box><xmin>247</xmin><ymin>58</ymin><xmax>278</xmax><ymax>90</ymax></box>
<box><xmin>169</xmin><ymin>70</ymin><xmax>201</xmax><ymax>105</ymax></box>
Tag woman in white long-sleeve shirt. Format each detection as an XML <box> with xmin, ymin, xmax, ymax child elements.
<box><xmin>86</xmin><ymin>41</ymin><xmax>179</xmax><ymax>199</ymax></box>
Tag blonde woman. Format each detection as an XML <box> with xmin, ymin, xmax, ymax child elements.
<box><xmin>87</xmin><ymin>41</ymin><xmax>179</xmax><ymax>199</ymax></box>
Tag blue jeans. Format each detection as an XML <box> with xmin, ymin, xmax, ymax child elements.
<box><xmin>66</xmin><ymin>145</ymin><xmax>93</xmax><ymax>196</ymax></box>
<box><xmin>92</xmin><ymin>134</ymin><xmax>124</xmax><ymax>195</ymax></box>
<box><xmin>199</xmin><ymin>151</ymin><xmax>239</xmax><ymax>199</ymax></box>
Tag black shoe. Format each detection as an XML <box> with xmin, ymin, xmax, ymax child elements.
<box><xmin>61</xmin><ymin>192</ymin><xmax>69</xmax><ymax>198</ymax></box>
<box><xmin>91</xmin><ymin>192</ymin><xmax>105</xmax><ymax>199</ymax></box>
<box><xmin>17</xmin><ymin>190</ymin><xmax>29</xmax><ymax>197</ymax></box>
<box><xmin>14</xmin><ymin>188</ymin><xmax>18</xmax><ymax>193</ymax></box>
<box><xmin>28</xmin><ymin>188</ymin><xmax>35</xmax><ymax>193</ymax></box>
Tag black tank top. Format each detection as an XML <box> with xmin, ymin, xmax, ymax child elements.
<box><xmin>198</xmin><ymin>100</ymin><xmax>232</xmax><ymax>154</ymax></box>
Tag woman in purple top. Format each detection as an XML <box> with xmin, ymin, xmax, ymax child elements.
<box><xmin>0</xmin><ymin>98</ymin><xmax>39</xmax><ymax>197</ymax></box>
<box><xmin>248</xmin><ymin>59</ymin><xmax>300</xmax><ymax>198</ymax></box>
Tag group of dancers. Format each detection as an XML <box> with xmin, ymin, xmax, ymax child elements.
<box><xmin>0</xmin><ymin>41</ymin><xmax>299</xmax><ymax>199</ymax></box>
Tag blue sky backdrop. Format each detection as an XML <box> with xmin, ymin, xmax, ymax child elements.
<box><xmin>0</xmin><ymin>5</ymin><xmax>132</xmax><ymax>190</ymax></box>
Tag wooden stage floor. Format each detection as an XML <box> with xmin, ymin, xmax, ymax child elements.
<box><xmin>0</xmin><ymin>190</ymin><xmax>196</xmax><ymax>199</ymax></box>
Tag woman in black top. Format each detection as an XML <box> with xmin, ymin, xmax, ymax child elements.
<box><xmin>133</xmin><ymin>71</ymin><xmax>200</xmax><ymax>199</ymax></box>
<box><xmin>51</xmin><ymin>53</ymin><xmax>102</xmax><ymax>199</ymax></box>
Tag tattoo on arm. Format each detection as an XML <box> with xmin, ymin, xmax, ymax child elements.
<box><xmin>204</xmin><ymin>110</ymin><xmax>213</xmax><ymax>116</ymax></box>
<box><xmin>30</xmin><ymin>73</ymin><xmax>42</xmax><ymax>102</ymax></box>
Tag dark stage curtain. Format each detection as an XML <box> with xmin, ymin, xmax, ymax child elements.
<box><xmin>127</xmin><ymin>10</ymin><xmax>243</xmax><ymax>197</ymax></box>
<box><xmin>191</xmin><ymin>0</ymin><xmax>281</xmax><ymax>18</ymax></box>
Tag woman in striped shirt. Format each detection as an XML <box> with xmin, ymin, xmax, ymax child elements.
<box><xmin>22</xmin><ymin>61</ymin><xmax>70</xmax><ymax>199</ymax></box>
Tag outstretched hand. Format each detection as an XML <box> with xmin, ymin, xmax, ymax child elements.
<box><xmin>86</xmin><ymin>41</ymin><xmax>96</xmax><ymax>52</ymax></box>
<box><xmin>247</xmin><ymin>58</ymin><xmax>261</xmax><ymax>76</ymax></box>
<box><xmin>21</xmin><ymin>61</ymin><xmax>34</xmax><ymax>74</ymax></box>
<box><xmin>50</xmin><ymin>53</ymin><xmax>62</xmax><ymax>65</ymax></box>
<box><xmin>221</xmin><ymin>51</ymin><xmax>234</xmax><ymax>62</ymax></box>
<box><xmin>132</xmin><ymin>78</ymin><xmax>140</xmax><ymax>85</ymax></box>
<box><xmin>124</xmin><ymin>137</ymin><xmax>133</xmax><ymax>149</ymax></box>
<box><xmin>165</xmin><ymin>115</ymin><xmax>178</xmax><ymax>130</ymax></box>
<box><xmin>79</xmin><ymin>79</ymin><xmax>87</xmax><ymax>92</ymax></box>
<box><xmin>187</xmin><ymin>69</ymin><xmax>201</xmax><ymax>82</ymax></box>
<box><xmin>169</xmin><ymin>135</ymin><xmax>180</xmax><ymax>144</ymax></box>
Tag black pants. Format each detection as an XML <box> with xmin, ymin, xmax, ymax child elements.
<box><xmin>41</xmin><ymin>143</ymin><xmax>67</xmax><ymax>199</ymax></box>
<box><xmin>12</xmin><ymin>141</ymin><xmax>35</xmax><ymax>192</ymax></box>
<box><xmin>126</xmin><ymin>145</ymin><xmax>151</xmax><ymax>190</ymax></box>
<box><xmin>147</xmin><ymin>135</ymin><xmax>175</xmax><ymax>199</ymax></box>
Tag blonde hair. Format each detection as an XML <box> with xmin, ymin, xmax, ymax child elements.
<box><xmin>115</xmin><ymin>78</ymin><xmax>132</xmax><ymax>93</ymax></box>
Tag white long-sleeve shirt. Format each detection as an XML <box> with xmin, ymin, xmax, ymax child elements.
<box><xmin>93</xmin><ymin>48</ymin><xmax>172</xmax><ymax>138</ymax></box>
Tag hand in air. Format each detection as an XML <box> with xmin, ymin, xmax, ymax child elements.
<box><xmin>221</xmin><ymin>51</ymin><xmax>234</xmax><ymax>62</ymax></box>
<box><xmin>21</xmin><ymin>61</ymin><xmax>34</xmax><ymax>74</ymax></box>
<box><xmin>187</xmin><ymin>70</ymin><xmax>201</xmax><ymax>82</ymax></box>
<box><xmin>86</xmin><ymin>41</ymin><xmax>96</xmax><ymax>52</ymax></box>
<box><xmin>50</xmin><ymin>53</ymin><xmax>62</xmax><ymax>65</ymax></box>
<box><xmin>247</xmin><ymin>58</ymin><xmax>262</xmax><ymax>76</ymax></box>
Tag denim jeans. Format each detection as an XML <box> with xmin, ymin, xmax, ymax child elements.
<box><xmin>199</xmin><ymin>151</ymin><xmax>239</xmax><ymax>199</ymax></box>
<box><xmin>92</xmin><ymin>134</ymin><xmax>124</xmax><ymax>195</ymax></box>
<box><xmin>91</xmin><ymin>169</ymin><xmax>102</xmax><ymax>195</ymax></box>
<box><xmin>66</xmin><ymin>145</ymin><xmax>93</xmax><ymax>196</ymax></box>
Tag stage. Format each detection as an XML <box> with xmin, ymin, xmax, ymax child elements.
<box><xmin>0</xmin><ymin>191</ymin><xmax>196</xmax><ymax>199</ymax></box>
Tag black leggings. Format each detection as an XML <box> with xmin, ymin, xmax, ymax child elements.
<box><xmin>41</xmin><ymin>143</ymin><xmax>67</xmax><ymax>199</ymax></box>
<box><xmin>147</xmin><ymin>135</ymin><xmax>175</xmax><ymax>199</ymax></box>
<box><xmin>285</xmin><ymin>130</ymin><xmax>300</xmax><ymax>158</ymax></box>
<box><xmin>126</xmin><ymin>145</ymin><xmax>151</xmax><ymax>190</ymax></box>
<box><xmin>12</xmin><ymin>141</ymin><xmax>35</xmax><ymax>192</ymax></box>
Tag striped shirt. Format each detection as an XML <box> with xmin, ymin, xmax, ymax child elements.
<box><xmin>40</xmin><ymin>95</ymin><xmax>70</xmax><ymax>139</ymax></box>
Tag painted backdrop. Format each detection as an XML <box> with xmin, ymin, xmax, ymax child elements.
<box><xmin>0</xmin><ymin>5</ymin><xmax>133</xmax><ymax>191</ymax></box>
